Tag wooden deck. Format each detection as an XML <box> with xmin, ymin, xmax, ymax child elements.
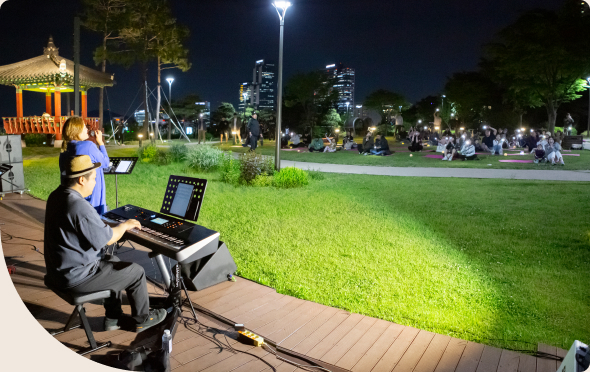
<box><xmin>0</xmin><ymin>193</ymin><xmax>567</xmax><ymax>372</ymax></box>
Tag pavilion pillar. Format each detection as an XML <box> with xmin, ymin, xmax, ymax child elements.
<box><xmin>81</xmin><ymin>90</ymin><xmax>87</xmax><ymax>119</ymax></box>
<box><xmin>16</xmin><ymin>87</ymin><xmax>23</xmax><ymax>117</ymax></box>
<box><xmin>45</xmin><ymin>91</ymin><xmax>52</xmax><ymax>115</ymax></box>
<box><xmin>54</xmin><ymin>87</ymin><xmax>62</xmax><ymax>140</ymax></box>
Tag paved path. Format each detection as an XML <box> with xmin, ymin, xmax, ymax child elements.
<box><xmin>281</xmin><ymin>160</ymin><xmax>590</xmax><ymax>181</ymax></box>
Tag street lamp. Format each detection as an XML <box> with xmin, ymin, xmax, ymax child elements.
<box><xmin>346</xmin><ymin>102</ymin><xmax>350</xmax><ymax>116</ymax></box>
<box><xmin>166</xmin><ymin>78</ymin><xmax>174</xmax><ymax>102</ymax></box>
<box><xmin>138</xmin><ymin>134</ymin><xmax>143</xmax><ymax>147</ymax></box>
<box><xmin>441</xmin><ymin>94</ymin><xmax>446</xmax><ymax>113</ymax></box>
<box><xmin>273</xmin><ymin>1</ymin><xmax>291</xmax><ymax>171</ymax></box>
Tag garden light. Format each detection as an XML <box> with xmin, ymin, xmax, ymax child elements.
<box><xmin>460</xmin><ymin>127</ymin><xmax>464</xmax><ymax>131</ymax></box>
<box><xmin>418</xmin><ymin>120</ymin><xmax>422</xmax><ymax>124</ymax></box>
<box><xmin>410</xmin><ymin>154</ymin><xmax>413</xmax><ymax>157</ymax></box>
<box><xmin>138</xmin><ymin>134</ymin><xmax>143</xmax><ymax>138</ymax></box>
<box><xmin>504</xmin><ymin>153</ymin><xmax>507</xmax><ymax>156</ymax></box>
<box><xmin>435</xmin><ymin>126</ymin><xmax>439</xmax><ymax>130</ymax></box>
<box><xmin>521</xmin><ymin>127</ymin><xmax>525</xmax><ymax>131</ymax></box>
<box><xmin>335</xmin><ymin>129</ymin><xmax>340</xmax><ymax>133</ymax></box>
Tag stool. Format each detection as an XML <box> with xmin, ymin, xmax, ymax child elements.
<box><xmin>44</xmin><ymin>277</ymin><xmax>113</xmax><ymax>356</ymax></box>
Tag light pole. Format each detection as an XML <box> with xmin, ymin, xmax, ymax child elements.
<box><xmin>166</xmin><ymin>78</ymin><xmax>174</xmax><ymax>141</ymax></box>
<box><xmin>273</xmin><ymin>1</ymin><xmax>291</xmax><ymax>171</ymax></box>
<box><xmin>166</xmin><ymin>78</ymin><xmax>174</xmax><ymax>102</ymax></box>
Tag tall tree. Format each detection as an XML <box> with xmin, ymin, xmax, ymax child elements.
<box><xmin>81</xmin><ymin>0</ymin><xmax>128</xmax><ymax>130</ymax></box>
<box><xmin>485</xmin><ymin>7</ymin><xmax>590</xmax><ymax>133</ymax></box>
<box><xmin>363</xmin><ymin>89</ymin><xmax>410</xmax><ymax>124</ymax></box>
<box><xmin>323</xmin><ymin>109</ymin><xmax>341</xmax><ymax>131</ymax></box>
<box><xmin>445</xmin><ymin>71</ymin><xmax>496</xmax><ymax>127</ymax></box>
<box><xmin>284</xmin><ymin>71</ymin><xmax>339</xmax><ymax>135</ymax></box>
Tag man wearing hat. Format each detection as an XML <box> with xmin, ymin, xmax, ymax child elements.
<box><xmin>247</xmin><ymin>111</ymin><xmax>260</xmax><ymax>151</ymax></box>
<box><xmin>44</xmin><ymin>155</ymin><xmax>167</xmax><ymax>333</ymax></box>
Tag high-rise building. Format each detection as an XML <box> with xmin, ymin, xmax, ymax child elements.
<box><xmin>195</xmin><ymin>101</ymin><xmax>211</xmax><ymax>127</ymax></box>
<box><xmin>324</xmin><ymin>63</ymin><xmax>355</xmax><ymax>114</ymax></box>
<box><xmin>251</xmin><ymin>59</ymin><xmax>276</xmax><ymax>110</ymax></box>
<box><xmin>239</xmin><ymin>82</ymin><xmax>252</xmax><ymax>112</ymax></box>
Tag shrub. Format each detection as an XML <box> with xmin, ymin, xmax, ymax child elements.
<box><xmin>251</xmin><ymin>174</ymin><xmax>274</xmax><ymax>187</ymax></box>
<box><xmin>137</xmin><ymin>144</ymin><xmax>158</xmax><ymax>162</ymax></box>
<box><xmin>219</xmin><ymin>152</ymin><xmax>241</xmax><ymax>186</ymax></box>
<box><xmin>153</xmin><ymin>149</ymin><xmax>171</xmax><ymax>165</ymax></box>
<box><xmin>24</xmin><ymin>133</ymin><xmax>47</xmax><ymax>147</ymax></box>
<box><xmin>168</xmin><ymin>143</ymin><xmax>188</xmax><ymax>162</ymax></box>
<box><xmin>273</xmin><ymin>167</ymin><xmax>309</xmax><ymax>188</ymax></box>
<box><xmin>186</xmin><ymin>145</ymin><xmax>223</xmax><ymax>171</ymax></box>
<box><xmin>239</xmin><ymin>152</ymin><xmax>274</xmax><ymax>183</ymax></box>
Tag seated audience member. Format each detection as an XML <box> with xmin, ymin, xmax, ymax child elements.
<box><xmin>408</xmin><ymin>130</ymin><xmax>423</xmax><ymax>152</ymax></box>
<box><xmin>524</xmin><ymin>131</ymin><xmax>538</xmax><ymax>152</ymax></box>
<box><xmin>323</xmin><ymin>135</ymin><xmax>338</xmax><ymax>153</ymax></box>
<box><xmin>545</xmin><ymin>137</ymin><xmax>565</xmax><ymax>165</ymax></box>
<box><xmin>537</xmin><ymin>133</ymin><xmax>548</xmax><ymax>149</ymax></box>
<box><xmin>429</xmin><ymin>131</ymin><xmax>439</xmax><ymax>146</ymax></box>
<box><xmin>442</xmin><ymin>136</ymin><xmax>458</xmax><ymax>161</ymax></box>
<box><xmin>290</xmin><ymin>132</ymin><xmax>302</xmax><ymax>147</ymax></box>
<box><xmin>492</xmin><ymin>134</ymin><xmax>504</xmax><ymax>155</ymax></box>
<box><xmin>480</xmin><ymin>127</ymin><xmax>497</xmax><ymax>153</ymax></box>
<box><xmin>308</xmin><ymin>138</ymin><xmax>325</xmax><ymax>152</ymax></box>
<box><xmin>436</xmin><ymin>136</ymin><xmax>448</xmax><ymax>153</ymax></box>
<box><xmin>358</xmin><ymin>131</ymin><xmax>374</xmax><ymax>154</ymax></box>
<box><xmin>45</xmin><ymin>155</ymin><xmax>167</xmax><ymax>333</ymax></box>
<box><xmin>370</xmin><ymin>134</ymin><xmax>391</xmax><ymax>156</ymax></box>
<box><xmin>533</xmin><ymin>144</ymin><xmax>546</xmax><ymax>164</ymax></box>
<box><xmin>458</xmin><ymin>139</ymin><xmax>479</xmax><ymax>160</ymax></box>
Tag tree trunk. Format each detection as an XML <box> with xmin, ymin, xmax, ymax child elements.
<box><xmin>546</xmin><ymin>100</ymin><xmax>558</xmax><ymax>134</ymax></box>
<box><xmin>156</xmin><ymin>56</ymin><xmax>161</xmax><ymax>142</ymax></box>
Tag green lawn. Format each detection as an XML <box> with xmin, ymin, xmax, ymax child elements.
<box><xmin>216</xmin><ymin>139</ymin><xmax>590</xmax><ymax>170</ymax></box>
<box><xmin>21</xmin><ymin>147</ymin><xmax>590</xmax><ymax>351</ymax></box>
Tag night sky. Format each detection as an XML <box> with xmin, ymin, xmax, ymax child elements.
<box><xmin>0</xmin><ymin>0</ymin><xmax>563</xmax><ymax>118</ymax></box>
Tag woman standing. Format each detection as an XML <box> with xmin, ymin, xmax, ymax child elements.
<box><xmin>59</xmin><ymin>117</ymin><xmax>110</xmax><ymax>214</ymax></box>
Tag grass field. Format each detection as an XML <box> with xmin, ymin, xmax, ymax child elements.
<box><xmin>20</xmin><ymin>146</ymin><xmax>590</xmax><ymax>351</ymax></box>
<box><xmin>216</xmin><ymin>139</ymin><xmax>590</xmax><ymax>170</ymax></box>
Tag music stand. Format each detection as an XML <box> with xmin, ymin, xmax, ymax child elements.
<box><xmin>160</xmin><ymin>175</ymin><xmax>208</xmax><ymax>222</ymax></box>
<box><xmin>104</xmin><ymin>157</ymin><xmax>138</xmax><ymax>208</ymax></box>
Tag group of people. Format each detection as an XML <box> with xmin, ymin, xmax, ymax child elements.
<box><xmin>43</xmin><ymin>117</ymin><xmax>168</xmax><ymax>336</ymax></box>
<box><xmin>357</xmin><ymin>131</ymin><xmax>392</xmax><ymax>156</ymax></box>
<box><xmin>426</xmin><ymin>125</ymin><xmax>566</xmax><ymax>164</ymax></box>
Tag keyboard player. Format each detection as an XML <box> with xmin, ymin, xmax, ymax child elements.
<box><xmin>44</xmin><ymin>155</ymin><xmax>167</xmax><ymax>333</ymax></box>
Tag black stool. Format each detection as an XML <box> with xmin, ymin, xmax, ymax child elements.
<box><xmin>44</xmin><ymin>277</ymin><xmax>113</xmax><ymax>356</ymax></box>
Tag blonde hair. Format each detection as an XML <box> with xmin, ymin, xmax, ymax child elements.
<box><xmin>61</xmin><ymin>116</ymin><xmax>86</xmax><ymax>152</ymax></box>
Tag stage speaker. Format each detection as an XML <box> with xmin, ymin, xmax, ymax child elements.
<box><xmin>0</xmin><ymin>162</ymin><xmax>25</xmax><ymax>193</ymax></box>
<box><xmin>180</xmin><ymin>241</ymin><xmax>237</xmax><ymax>291</ymax></box>
<box><xmin>0</xmin><ymin>135</ymin><xmax>23</xmax><ymax>163</ymax></box>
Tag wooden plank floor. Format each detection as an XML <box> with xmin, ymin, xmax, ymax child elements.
<box><xmin>1</xmin><ymin>193</ymin><xmax>568</xmax><ymax>372</ymax></box>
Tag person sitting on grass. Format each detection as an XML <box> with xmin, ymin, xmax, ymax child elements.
<box><xmin>436</xmin><ymin>136</ymin><xmax>448</xmax><ymax>153</ymax></box>
<box><xmin>442</xmin><ymin>136</ymin><xmax>457</xmax><ymax>161</ymax></box>
<box><xmin>369</xmin><ymin>134</ymin><xmax>391</xmax><ymax>156</ymax></box>
<box><xmin>408</xmin><ymin>129</ymin><xmax>423</xmax><ymax>152</ymax></box>
<box><xmin>429</xmin><ymin>131</ymin><xmax>439</xmax><ymax>146</ymax></box>
<box><xmin>524</xmin><ymin>131</ymin><xmax>538</xmax><ymax>153</ymax></box>
<box><xmin>290</xmin><ymin>132</ymin><xmax>305</xmax><ymax>148</ymax></box>
<box><xmin>545</xmin><ymin>137</ymin><xmax>565</xmax><ymax>166</ymax></box>
<box><xmin>533</xmin><ymin>143</ymin><xmax>546</xmax><ymax>164</ymax></box>
<box><xmin>492</xmin><ymin>134</ymin><xmax>504</xmax><ymax>155</ymax></box>
<box><xmin>480</xmin><ymin>127</ymin><xmax>497</xmax><ymax>153</ymax></box>
<box><xmin>308</xmin><ymin>137</ymin><xmax>325</xmax><ymax>152</ymax></box>
<box><xmin>537</xmin><ymin>133</ymin><xmax>548</xmax><ymax>149</ymax></box>
<box><xmin>473</xmin><ymin>138</ymin><xmax>484</xmax><ymax>152</ymax></box>
<box><xmin>458</xmin><ymin>139</ymin><xmax>479</xmax><ymax>161</ymax></box>
<box><xmin>323</xmin><ymin>135</ymin><xmax>338</xmax><ymax>153</ymax></box>
<box><xmin>358</xmin><ymin>131</ymin><xmax>373</xmax><ymax>154</ymax></box>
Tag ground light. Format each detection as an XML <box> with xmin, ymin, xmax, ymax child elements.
<box><xmin>138</xmin><ymin>134</ymin><xmax>143</xmax><ymax>147</ymax></box>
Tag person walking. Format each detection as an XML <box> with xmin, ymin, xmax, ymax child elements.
<box><xmin>197</xmin><ymin>116</ymin><xmax>207</xmax><ymax>144</ymax></box>
<box><xmin>231</xmin><ymin>112</ymin><xmax>242</xmax><ymax>144</ymax></box>
<box><xmin>247</xmin><ymin>111</ymin><xmax>260</xmax><ymax>152</ymax></box>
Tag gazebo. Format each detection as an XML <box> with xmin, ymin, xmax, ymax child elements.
<box><xmin>0</xmin><ymin>37</ymin><xmax>114</xmax><ymax>144</ymax></box>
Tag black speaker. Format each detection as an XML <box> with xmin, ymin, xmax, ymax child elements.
<box><xmin>180</xmin><ymin>241</ymin><xmax>237</xmax><ymax>291</ymax></box>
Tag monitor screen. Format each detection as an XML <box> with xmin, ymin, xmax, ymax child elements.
<box><xmin>151</xmin><ymin>217</ymin><xmax>168</xmax><ymax>225</ymax></box>
<box><xmin>169</xmin><ymin>182</ymin><xmax>194</xmax><ymax>217</ymax></box>
<box><xmin>115</xmin><ymin>160</ymin><xmax>133</xmax><ymax>173</ymax></box>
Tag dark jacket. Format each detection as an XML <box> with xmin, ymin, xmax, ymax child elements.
<box><xmin>378</xmin><ymin>137</ymin><xmax>389</xmax><ymax>151</ymax></box>
<box><xmin>362</xmin><ymin>136</ymin><xmax>374</xmax><ymax>150</ymax></box>
<box><xmin>247</xmin><ymin>118</ymin><xmax>260</xmax><ymax>136</ymax></box>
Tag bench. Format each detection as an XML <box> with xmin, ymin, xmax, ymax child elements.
<box><xmin>562</xmin><ymin>135</ymin><xmax>583</xmax><ymax>150</ymax></box>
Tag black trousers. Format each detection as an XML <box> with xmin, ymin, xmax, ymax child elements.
<box><xmin>250</xmin><ymin>134</ymin><xmax>258</xmax><ymax>151</ymax></box>
<box><xmin>70</xmin><ymin>256</ymin><xmax>149</xmax><ymax>323</ymax></box>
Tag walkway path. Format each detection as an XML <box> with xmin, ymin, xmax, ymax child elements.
<box><xmin>281</xmin><ymin>160</ymin><xmax>590</xmax><ymax>181</ymax></box>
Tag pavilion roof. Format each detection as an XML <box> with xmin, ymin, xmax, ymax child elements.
<box><xmin>0</xmin><ymin>37</ymin><xmax>115</xmax><ymax>90</ymax></box>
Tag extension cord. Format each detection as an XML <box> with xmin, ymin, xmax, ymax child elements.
<box><xmin>237</xmin><ymin>330</ymin><xmax>265</xmax><ymax>347</ymax></box>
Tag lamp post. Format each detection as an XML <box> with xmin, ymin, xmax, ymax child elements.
<box><xmin>138</xmin><ymin>134</ymin><xmax>143</xmax><ymax>147</ymax></box>
<box><xmin>273</xmin><ymin>1</ymin><xmax>291</xmax><ymax>171</ymax></box>
<box><xmin>166</xmin><ymin>78</ymin><xmax>174</xmax><ymax>102</ymax></box>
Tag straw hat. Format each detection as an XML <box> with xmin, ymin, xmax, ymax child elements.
<box><xmin>63</xmin><ymin>155</ymin><xmax>101</xmax><ymax>178</ymax></box>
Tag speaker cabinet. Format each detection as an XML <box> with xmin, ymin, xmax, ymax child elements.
<box><xmin>180</xmin><ymin>241</ymin><xmax>237</xmax><ymax>291</ymax></box>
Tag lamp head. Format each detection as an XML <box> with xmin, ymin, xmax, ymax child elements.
<box><xmin>166</xmin><ymin>78</ymin><xmax>174</xmax><ymax>85</ymax></box>
<box><xmin>274</xmin><ymin>1</ymin><xmax>292</xmax><ymax>10</ymax></box>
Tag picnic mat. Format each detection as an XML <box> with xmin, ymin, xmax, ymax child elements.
<box><xmin>563</xmin><ymin>154</ymin><xmax>580</xmax><ymax>156</ymax></box>
<box><xmin>499</xmin><ymin>160</ymin><xmax>533</xmax><ymax>163</ymax></box>
<box><xmin>282</xmin><ymin>147</ymin><xmax>308</xmax><ymax>152</ymax></box>
<box><xmin>424</xmin><ymin>155</ymin><xmax>444</xmax><ymax>159</ymax></box>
